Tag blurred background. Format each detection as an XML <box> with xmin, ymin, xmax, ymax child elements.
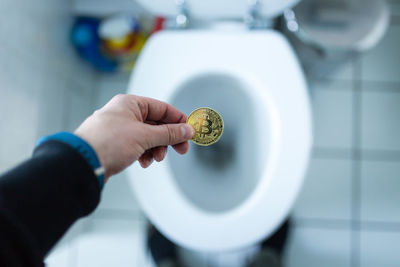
<box><xmin>1</xmin><ymin>0</ymin><xmax>400</xmax><ymax>266</ymax></box>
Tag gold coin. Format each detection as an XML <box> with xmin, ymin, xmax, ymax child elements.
<box><xmin>187</xmin><ymin>107</ymin><xmax>224</xmax><ymax>146</ymax></box>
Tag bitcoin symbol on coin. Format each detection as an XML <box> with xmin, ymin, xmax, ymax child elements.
<box><xmin>197</xmin><ymin>116</ymin><xmax>212</xmax><ymax>137</ymax></box>
<box><xmin>187</xmin><ymin>108</ymin><xmax>224</xmax><ymax>146</ymax></box>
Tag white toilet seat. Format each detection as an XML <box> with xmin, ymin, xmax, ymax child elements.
<box><xmin>126</xmin><ymin>30</ymin><xmax>312</xmax><ymax>252</ymax></box>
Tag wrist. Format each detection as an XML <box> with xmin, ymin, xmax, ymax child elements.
<box><xmin>73</xmin><ymin>130</ymin><xmax>110</xmax><ymax>178</ymax></box>
<box><xmin>36</xmin><ymin>132</ymin><xmax>106</xmax><ymax>189</ymax></box>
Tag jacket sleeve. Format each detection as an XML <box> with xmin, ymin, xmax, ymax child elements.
<box><xmin>0</xmin><ymin>140</ymin><xmax>101</xmax><ymax>266</ymax></box>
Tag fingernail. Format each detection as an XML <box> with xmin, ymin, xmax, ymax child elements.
<box><xmin>145</xmin><ymin>158</ymin><xmax>154</xmax><ymax>168</ymax></box>
<box><xmin>181</xmin><ymin>124</ymin><xmax>194</xmax><ymax>139</ymax></box>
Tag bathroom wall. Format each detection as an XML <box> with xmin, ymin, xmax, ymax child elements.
<box><xmin>0</xmin><ymin>0</ymin><xmax>97</xmax><ymax>173</ymax></box>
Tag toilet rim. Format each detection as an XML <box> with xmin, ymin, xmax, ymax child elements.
<box><xmin>127</xmin><ymin>67</ymin><xmax>312</xmax><ymax>252</ymax></box>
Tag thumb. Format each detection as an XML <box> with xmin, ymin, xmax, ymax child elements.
<box><xmin>144</xmin><ymin>123</ymin><xmax>195</xmax><ymax>148</ymax></box>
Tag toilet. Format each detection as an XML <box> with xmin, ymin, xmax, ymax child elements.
<box><xmin>126</xmin><ymin>0</ymin><xmax>312</xmax><ymax>256</ymax></box>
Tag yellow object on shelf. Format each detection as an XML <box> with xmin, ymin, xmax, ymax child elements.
<box><xmin>98</xmin><ymin>14</ymin><xmax>147</xmax><ymax>71</ymax></box>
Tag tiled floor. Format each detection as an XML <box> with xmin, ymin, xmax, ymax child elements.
<box><xmin>293</xmin><ymin>158</ymin><xmax>352</xmax><ymax>221</ymax></box>
<box><xmin>361</xmin><ymin>24</ymin><xmax>400</xmax><ymax>83</ymax></box>
<box><xmin>361</xmin><ymin>86</ymin><xmax>400</xmax><ymax>151</ymax></box>
<box><xmin>361</xmin><ymin>160</ymin><xmax>400</xmax><ymax>223</ymax></box>
<box><xmin>285</xmin><ymin>226</ymin><xmax>352</xmax><ymax>267</ymax></box>
<box><xmin>45</xmin><ymin>217</ymin><xmax>149</xmax><ymax>267</ymax></box>
<box><xmin>289</xmin><ymin>9</ymin><xmax>400</xmax><ymax>267</ymax></box>
<box><xmin>310</xmin><ymin>80</ymin><xmax>354</xmax><ymax>150</ymax></box>
<box><xmin>360</xmin><ymin>230</ymin><xmax>400</xmax><ymax>267</ymax></box>
<box><xmin>0</xmin><ymin>0</ymin><xmax>97</xmax><ymax>172</ymax></box>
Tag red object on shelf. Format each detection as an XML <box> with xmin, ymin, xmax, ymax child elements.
<box><xmin>151</xmin><ymin>16</ymin><xmax>166</xmax><ymax>34</ymax></box>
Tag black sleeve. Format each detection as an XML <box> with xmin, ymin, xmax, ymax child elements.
<box><xmin>0</xmin><ymin>140</ymin><xmax>101</xmax><ymax>267</ymax></box>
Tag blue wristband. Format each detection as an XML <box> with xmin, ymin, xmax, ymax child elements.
<box><xmin>36</xmin><ymin>132</ymin><xmax>105</xmax><ymax>190</ymax></box>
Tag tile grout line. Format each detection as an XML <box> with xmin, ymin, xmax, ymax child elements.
<box><xmin>350</xmin><ymin>56</ymin><xmax>362</xmax><ymax>267</ymax></box>
<box><xmin>293</xmin><ymin>217</ymin><xmax>400</xmax><ymax>232</ymax></box>
<box><xmin>313</xmin><ymin>146</ymin><xmax>400</xmax><ymax>162</ymax></box>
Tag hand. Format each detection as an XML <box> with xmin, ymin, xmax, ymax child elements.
<box><xmin>74</xmin><ymin>94</ymin><xmax>195</xmax><ymax>180</ymax></box>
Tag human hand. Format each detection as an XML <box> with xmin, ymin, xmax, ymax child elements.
<box><xmin>74</xmin><ymin>94</ymin><xmax>195</xmax><ymax>180</ymax></box>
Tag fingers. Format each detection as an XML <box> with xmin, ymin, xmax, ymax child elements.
<box><xmin>172</xmin><ymin>142</ymin><xmax>189</xmax><ymax>154</ymax></box>
<box><xmin>153</xmin><ymin>146</ymin><xmax>167</xmax><ymax>162</ymax></box>
<box><xmin>139</xmin><ymin>146</ymin><xmax>168</xmax><ymax>168</ymax></box>
<box><xmin>135</xmin><ymin>96</ymin><xmax>187</xmax><ymax>123</ymax></box>
<box><xmin>139</xmin><ymin>143</ymin><xmax>187</xmax><ymax>168</ymax></box>
<box><xmin>139</xmin><ymin>150</ymin><xmax>154</xmax><ymax>168</ymax></box>
<box><xmin>144</xmin><ymin>123</ymin><xmax>194</xmax><ymax>148</ymax></box>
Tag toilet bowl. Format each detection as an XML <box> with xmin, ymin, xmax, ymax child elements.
<box><xmin>126</xmin><ymin>0</ymin><xmax>312</xmax><ymax>253</ymax></box>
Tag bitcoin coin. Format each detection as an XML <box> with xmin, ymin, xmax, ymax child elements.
<box><xmin>187</xmin><ymin>107</ymin><xmax>224</xmax><ymax>146</ymax></box>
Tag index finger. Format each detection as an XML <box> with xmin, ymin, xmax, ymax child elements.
<box><xmin>136</xmin><ymin>96</ymin><xmax>187</xmax><ymax>123</ymax></box>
